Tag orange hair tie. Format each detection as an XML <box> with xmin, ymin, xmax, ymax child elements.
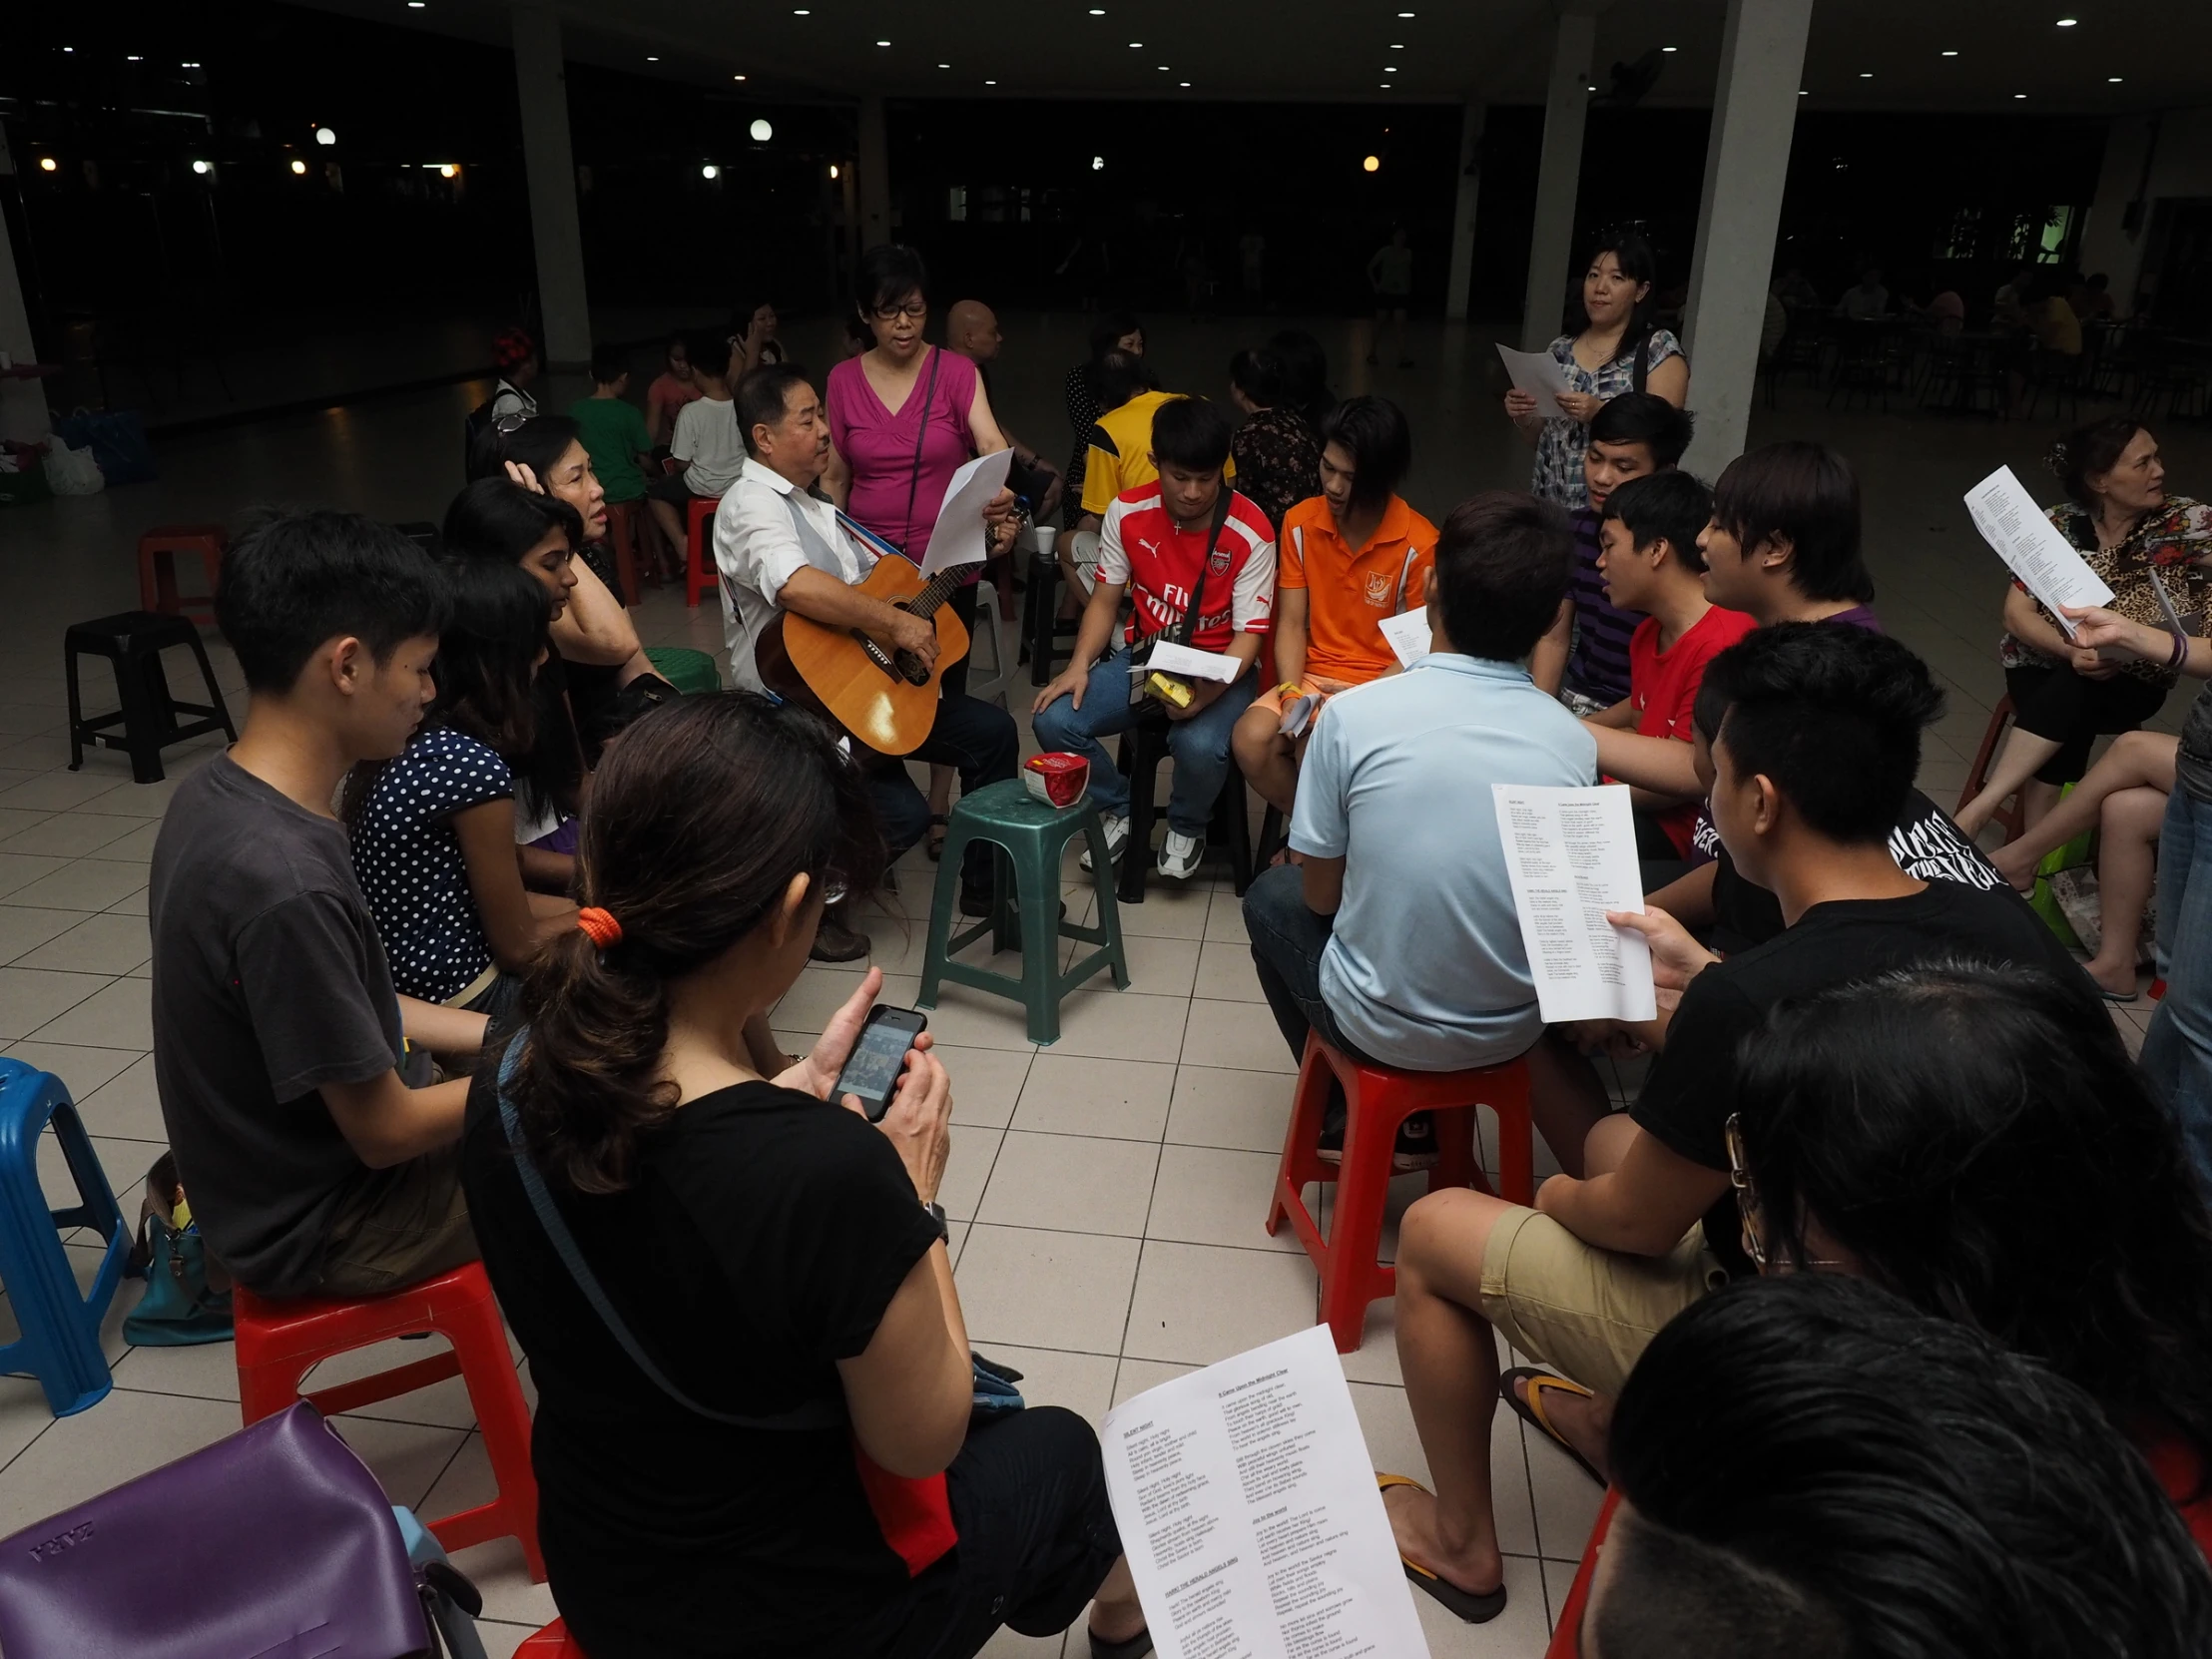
<box><xmin>576</xmin><ymin>906</ymin><xmax>623</xmax><ymax>948</ymax></box>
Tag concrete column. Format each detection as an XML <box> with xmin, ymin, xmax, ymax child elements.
<box><xmin>0</xmin><ymin>172</ymin><xmax>47</xmax><ymax>441</ymax></box>
<box><xmin>510</xmin><ymin>5</ymin><xmax>592</xmax><ymax>369</ymax></box>
<box><xmin>1444</xmin><ymin>103</ymin><xmax>1484</xmax><ymax>322</ymax></box>
<box><xmin>857</xmin><ymin>95</ymin><xmax>891</xmax><ymax>251</ymax></box>
<box><xmin>2077</xmin><ymin>114</ymin><xmax>2158</xmax><ymax>318</ymax></box>
<box><xmin>1519</xmin><ymin>8</ymin><xmax>1596</xmax><ymax>351</ymax></box>
<box><xmin>1680</xmin><ymin>0</ymin><xmax>1815</xmax><ymax>476</ymax></box>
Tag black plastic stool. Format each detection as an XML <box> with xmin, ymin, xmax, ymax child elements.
<box><xmin>1113</xmin><ymin>706</ymin><xmax>1255</xmax><ymax>905</ymax></box>
<box><xmin>64</xmin><ymin>611</ymin><xmax>237</xmax><ymax>784</ymax></box>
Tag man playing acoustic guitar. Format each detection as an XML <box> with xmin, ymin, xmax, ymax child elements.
<box><xmin>716</xmin><ymin>363</ymin><xmax>1019</xmax><ymax>962</ymax></box>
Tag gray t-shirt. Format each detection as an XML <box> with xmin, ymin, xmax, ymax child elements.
<box><xmin>150</xmin><ymin>757</ymin><xmax>406</xmax><ymax>1296</ymax></box>
<box><xmin>2180</xmin><ymin>684</ymin><xmax>2212</xmax><ymax>806</ymax></box>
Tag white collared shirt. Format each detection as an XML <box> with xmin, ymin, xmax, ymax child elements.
<box><xmin>712</xmin><ymin>457</ymin><xmax>877</xmax><ymax>694</ymax></box>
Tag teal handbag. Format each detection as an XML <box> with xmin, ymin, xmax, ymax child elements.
<box><xmin>123</xmin><ymin>1153</ymin><xmax>235</xmax><ymax>1347</ymax></box>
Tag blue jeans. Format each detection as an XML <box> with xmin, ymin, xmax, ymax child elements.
<box><xmin>1030</xmin><ymin>647</ymin><xmax>1260</xmax><ymax>836</ymax></box>
<box><xmin>1242</xmin><ymin>862</ymin><xmax>1374</xmax><ymax>1066</ymax></box>
<box><xmin>2144</xmin><ymin>787</ymin><xmax>2212</xmax><ymax>1194</ymax></box>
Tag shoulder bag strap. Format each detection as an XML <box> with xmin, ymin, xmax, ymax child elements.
<box><xmin>898</xmin><ymin>347</ymin><xmax>943</xmax><ymax>555</ymax></box>
<box><xmin>1165</xmin><ymin>486</ymin><xmax>1239</xmax><ymax>650</ymax></box>
<box><xmin>494</xmin><ymin>1034</ymin><xmax>845</xmax><ymax>1432</ymax></box>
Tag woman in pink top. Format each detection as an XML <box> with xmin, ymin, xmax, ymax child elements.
<box><xmin>827</xmin><ymin>245</ymin><xmax>1014</xmax><ymax>853</ymax></box>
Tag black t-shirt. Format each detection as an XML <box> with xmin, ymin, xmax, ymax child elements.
<box><xmin>459</xmin><ymin>1071</ymin><xmax>941</xmax><ymax>1657</ymax></box>
<box><xmin>1631</xmin><ymin>879</ymin><xmax>2089</xmax><ymax>1272</ymax></box>
<box><xmin>1695</xmin><ymin>789</ymin><xmax>2017</xmax><ymax>955</ymax></box>
<box><xmin>149</xmin><ymin>757</ymin><xmax>406</xmax><ymax>1296</ymax></box>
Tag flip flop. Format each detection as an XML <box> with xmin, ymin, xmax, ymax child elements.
<box><xmin>1376</xmin><ymin>1473</ymin><xmax>1507</xmax><ymax>1623</ymax></box>
<box><xmin>1500</xmin><ymin>1368</ymin><xmax>1605</xmax><ymax>1486</ymax></box>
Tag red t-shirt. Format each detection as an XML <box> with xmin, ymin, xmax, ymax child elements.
<box><xmin>1630</xmin><ymin>603</ymin><xmax>1757</xmax><ymax>857</ymax></box>
<box><xmin>2140</xmin><ymin>1428</ymin><xmax>2212</xmax><ymax>1562</ymax></box>
<box><xmin>1097</xmin><ymin>482</ymin><xmax>1277</xmax><ymax>654</ymax></box>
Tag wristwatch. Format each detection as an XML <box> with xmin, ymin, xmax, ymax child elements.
<box><xmin>924</xmin><ymin>1201</ymin><xmax>950</xmax><ymax>1245</ymax></box>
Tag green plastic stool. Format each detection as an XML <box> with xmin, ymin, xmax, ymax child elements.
<box><xmin>918</xmin><ymin>780</ymin><xmax>1130</xmax><ymax>1044</ymax></box>
<box><xmin>645</xmin><ymin>647</ymin><xmax>722</xmax><ymax>695</ymax></box>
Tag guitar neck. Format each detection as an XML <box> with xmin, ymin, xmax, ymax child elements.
<box><xmin>902</xmin><ymin>566</ymin><xmax>964</xmax><ymax>620</ymax></box>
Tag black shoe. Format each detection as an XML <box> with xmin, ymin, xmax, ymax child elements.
<box><xmin>1315</xmin><ymin>1103</ymin><xmax>1438</xmax><ymax>1170</ymax></box>
<box><xmin>811</xmin><ymin>912</ymin><xmax>871</xmax><ymax>963</ymax></box>
<box><xmin>1318</xmin><ymin>1100</ymin><xmax>1347</xmax><ymax>1165</ymax></box>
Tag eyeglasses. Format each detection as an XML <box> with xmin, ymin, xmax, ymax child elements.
<box><xmin>871</xmin><ymin>300</ymin><xmax>927</xmax><ymax>322</ymax></box>
<box><xmin>1724</xmin><ymin>1113</ymin><xmax>1842</xmax><ymax>1273</ymax></box>
<box><xmin>492</xmin><ymin>411</ymin><xmax>531</xmax><ymax>436</ymax></box>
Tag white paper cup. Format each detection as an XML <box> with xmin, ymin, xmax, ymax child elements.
<box><xmin>1032</xmin><ymin>524</ymin><xmax>1058</xmax><ymax>559</ymax></box>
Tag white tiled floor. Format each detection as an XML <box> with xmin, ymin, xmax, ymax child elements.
<box><xmin>0</xmin><ymin>309</ymin><xmax>2191</xmax><ymax>1655</ymax></box>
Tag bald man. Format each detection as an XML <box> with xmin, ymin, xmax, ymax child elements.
<box><xmin>947</xmin><ymin>299</ymin><xmax>1062</xmax><ymax>520</ymax></box>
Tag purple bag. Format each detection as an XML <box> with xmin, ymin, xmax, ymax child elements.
<box><xmin>0</xmin><ymin>1401</ymin><xmax>433</xmax><ymax>1658</ymax></box>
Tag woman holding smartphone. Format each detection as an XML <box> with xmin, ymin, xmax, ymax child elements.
<box><xmin>459</xmin><ymin>693</ymin><xmax>1144</xmax><ymax>1659</ymax></box>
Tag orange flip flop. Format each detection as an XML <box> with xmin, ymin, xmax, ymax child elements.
<box><xmin>1376</xmin><ymin>1472</ymin><xmax>1508</xmax><ymax>1623</ymax></box>
<box><xmin>1501</xmin><ymin>1367</ymin><xmax>1605</xmax><ymax>1485</ymax></box>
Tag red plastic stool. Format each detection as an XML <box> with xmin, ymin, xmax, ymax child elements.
<box><xmin>1266</xmin><ymin>1033</ymin><xmax>1534</xmax><ymax>1353</ymax></box>
<box><xmin>519</xmin><ymin>1619</ymin><xmax>588</xmax><ymax>1656</ymax></box>
<box><xmin>234</xmin><ymin>1262</ymin><xmax>545</xmax><ymax>1581</ymax></box>
<box><xmin>1956</xmin><ymin>695</ymin><xmax>2024</xmax><ymax>841</ymax></box>
<box><xmin>138</xmin><ymin>524</ymin><xmax>228</xmax><ymax>620</ymax></box>
<box><xmin>684</xmin><ymin>494</ymin><xmax>722</xmax><ymax>608</ymax></box>
<box><xmin>602</xmin><ymin>500</ymin><xmax>643</xmax><ymax>607</ymax></box>
<box><xmin>1543</xmin><ymin>1487</ymin><xmax>1619</xmax><ymax>1658</ymax></box>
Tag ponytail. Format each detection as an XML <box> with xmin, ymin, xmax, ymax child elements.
<box><xmin>506</xmin><ymin>693</ymin><xmax>884</xmax><ymax>1193</ymax></box>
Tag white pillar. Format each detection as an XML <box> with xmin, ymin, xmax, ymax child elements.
<box><xmin>0</xmin><ymin>169</ymin><xmax>47</xmax><ymax>442</ymax></box>
<box><xmin>510</xmin><ymin>5</ymin><xmax>592</xmax><ymax>369</ymax></box>
<box><xmin>857</xmin><ymin>96</ymin><xmax>891</xmax><ymax>250</ymax></box>
<box><xmin>1519</xmin><ymin>9</ymin><xmax>1596</xmax><ymax>352</ymax></box>
<box><xmin>1444</xmin><ymin>104</ymin><xmax>1484</xmax><ymax>323</ymax></box>
<box><xmin>2077</xmin><ymin>114</ymin><xmax>2157</xmax><ymax>319</ymax></box>
<box><xmin>1680</xmin><ymin>0</ymin><xmax>1815</xmax><ymax>477</ymax></box>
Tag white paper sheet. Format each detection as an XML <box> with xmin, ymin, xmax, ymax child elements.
<box><xmin>1138</xmin><ymin>641</ymin><xmax>1247</xmax><ymax>684</ymax></box>
<box><xmin>1491</xmin><ymin>784</ymin><xmax>1656</xmax><ymax>1023</ymax></box>
<box><xmin>1495</xmin><ymin>343</ymin><xmax>1575</xmax><ymax>420</ymax></box>
<box><xmin>916</xmin><ymin>448</ymin><xmax>1015</xmax><ymax>577</ymax></box>
<box><xmin>1100</xmin><ymin>1325</ymin><xmax>1432</xmax><ymax>1659</ymax></box>
<box><xmin>1961</xmin><ymin>464</ymin><xmax>2114</xmax><ymax>641</ymax></box>
<box><xmin>1377</xmin><ymin>609</ymin><xmax>1431</xmax><ymax>669</ymax></box>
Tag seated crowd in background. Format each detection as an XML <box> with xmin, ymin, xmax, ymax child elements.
<box><xmin>140</xmin><ymin>259</ymin><xmax>2212</xmax><ymax>1652</ymax></box>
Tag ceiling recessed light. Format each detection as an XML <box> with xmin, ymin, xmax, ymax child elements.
<box><xmin>984</xmin><ymin>78</ymin><xmax>996</xmax><ymax>85</ymax></box>
<box><xmin>733</xmin><ymin>73</ymin><xmax>747</xmax><ymax>80</ymax></box>
<box><xmin>289</xmin><ymin>158</ymin><xmax>307</xmax><ymax>175</ymax></box>
<box><xmin>1662</xmin><ymin>45</ymin><xmax>1677</xmax><ymax>52</ymax></box>
<box><xmin>38</xmin><ymin>157</ymin><xmax>59</xmax><ymax>172</ymax></box>
<box><xmin>1798</xmin><ymin>89</ymin><xmax>1808</xmax><ymax>95</ymax></box>
<box><xmin>701</xmin><ymin>164</ymin><xmax>720</xmax><ymax>179</ymax></box>
<box><xmin>875</xmin><ymin>38</ymin><xmax>889</xmax><ymax>45</ymax></box>
<box><xmin>2108</xmin><ymin>75</ymin><xmax>2123</xmax><ymax>81</ymax></box>
<box><xmin>1128</xmin><ymin>40</ymin><xmax>1141</xmax><ymax>47</ymax></box>
<box><xmin>315</xmin><ymin>126</ymin><xmax>337</xmax><ymax>144</ymax></box>
<box><xmin>1381</xmin><ymin>82</ymin><xmax>1392</xmax><ymax>88</ymax></box>
<box><xmin>646</xmin><ymin>54</ymin><xmax>659</xmax><ymax>61</ymax></box>
<box><xmin>1384</xmin><ymin>65</ymin><xmax>1397</xmax><ymax>71</ymax></box>
<box><xmin>1941</xmin><ymin>48</ymin><xmax>1958</xmax><ymax>55</ymax></box>
<box><xmin>1860</xmin><ymin>71</ymin><xmax>1873</xmax><ymax>78</ymax></box>
<box><xmin>405</xmin><ymin>1</ymin><xmax>423</xmax><ymax>7</ymax></box>
<box><xmin>1363</xmin><ymin>155</ymin><xmax>1381</xmax><ymax>172</ymax></box>
<box><xmin>750</xmin><ymin>118</ymin><xmax>774</xmax><ymax>140</ymax></box>
<box><xmin>937</xmin><ymin>61</ymin><xmax>949</xmax><ymax>67</ymax></box>
<box><xmin>2056</xmin><ymin>16</ymin><xmax>2077</xmax><ymax>25</ymax></box>
<box><xmin>1397</xmin><ymin>10</ymin><xmax>1414</xmax><ymax>16</ymax></box>
<box><xmin>126</xmin><ymin>54</ymin><xmax>142</xmax><ymax>61</ymax></box>
<box><xmin>191</xmin><ymin>159</ymin><xmax>210</xmax><ymax>174</ymax></box>
<box><xmin>1091</xmin><ymin>156</ymin><xmax>1105</xmax><ymax>170</ymax></box>
<box><xmin>1179</xmin><ymin>80</ymin><xmax>1189</xmax><ymax>86</ymax></box>
<box><xmin>2014</xmin><ymin>91</ymin><xmax>2027</xmax><ymax>98</ymax></box>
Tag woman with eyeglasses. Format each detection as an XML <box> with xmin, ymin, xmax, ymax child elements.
<box><xmin>1729</xmin><ymin>958</ymin><xmax>2212</xmax><ymax>1557</ymax></box>
<box><xmin>825</xmin><ymin>245</ymin><xmax>1017</xmax><ymax>859</ymax></box>
<box><xmin>1503</xmin><ymin>231</ymin><xmax>1688</xmax><ymax>511</ymax></box>
<box><xmin>459</xmin><ymin>693</ymin><xmax>1147</xmax><ymax>1659</ymax></box>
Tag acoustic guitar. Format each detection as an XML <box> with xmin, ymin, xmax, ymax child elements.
<box><xmin>755</xmin><ymin>558</ymin><xmax>972</xmax><ymax>757</ymax></box>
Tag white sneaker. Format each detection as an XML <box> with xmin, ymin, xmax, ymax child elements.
<box><xmin>1079</xmin><ymin>813</ymin><xmax>1131</xmax><ymax>871</ymax></box>
<box><xmin>1158</xmin><ymin>830</ymin><xmax>1206</xmax><ymax>880</ymax></box>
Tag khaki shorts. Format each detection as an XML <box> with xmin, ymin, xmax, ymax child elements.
<box><xmin>1475</xmin><ymin>1209</ymin><xmax>1730</xmax><ymax>1396</ymax></box>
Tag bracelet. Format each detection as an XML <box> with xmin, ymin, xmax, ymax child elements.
<box><xmin>2170</xmin><ymin>629</ymin><xmax>2190</xmax><ymax>671</ymax></box>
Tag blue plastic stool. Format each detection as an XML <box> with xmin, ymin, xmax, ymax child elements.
<box><xmin>0</xmin><ymin>1060</ymin><xmax>130</xmax><ymax>1415</ymax></box>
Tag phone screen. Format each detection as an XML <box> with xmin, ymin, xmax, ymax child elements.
<box><xmin>838</xmin><ymin>1011</ymin><xmax>919</xmax><ymax>1115</ymax></box>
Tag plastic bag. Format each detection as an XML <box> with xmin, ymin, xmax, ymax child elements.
<box><xmin>43</xmin><ymin>437</ymin><xmax>104</xmax><ymax>495</ymax></box>
<box><xmin>53</xmin><ymin>406</ymin><xmax>156</xmax><ymax>487</ymax></box>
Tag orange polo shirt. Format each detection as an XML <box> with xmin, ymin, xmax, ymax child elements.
<box><xmin>1278</xmin><ymin>494</ymin><xmax>1438</xmax><ymax>682</ymax></box>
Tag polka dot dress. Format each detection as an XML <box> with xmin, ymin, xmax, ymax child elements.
<box><xmin>349</xmin><ymin>727</ymin><xmax>512</xmax><ymax>1001</ymax></box>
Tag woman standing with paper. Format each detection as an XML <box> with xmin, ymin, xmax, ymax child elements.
<box><xmin>1501</xmin><ymin>232</ymin><xmax>1688</xmax><ymax>510</ymax></box>
<box><xmin>826</xmin><ymin>245</ymin><xmax>1017</xmax><ymax>858</ymax></box>
<box><xmin>1956</xmin><ymin>418</ymin><xmax>2212</xmax><ymax>837</ymax></box>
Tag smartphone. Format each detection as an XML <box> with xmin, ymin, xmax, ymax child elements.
<box><xmin>832</xmin><ymin>1005</ymin><xmax>929</xmax><ymax>1123</ymax></box>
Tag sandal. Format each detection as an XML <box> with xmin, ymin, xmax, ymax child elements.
<box><xmin>1500</xmin><ymin>1367</ymin><xmax>1605</xmax><ymax>1485</ymax></box>
<box><xmin>925</xmin><ymin>813</ymin><xmax>949</xmax><ymax>861</ymax></box>
<box><xmin>1376</xmin><ymin>1473</ymin><xmax>1507</xmax><ymax>1623</ymax></box>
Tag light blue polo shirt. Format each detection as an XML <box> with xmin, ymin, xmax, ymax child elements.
<box><xmin>1289</xmin><ymin>653</ymin><xmax>1598</xmax><ymax>1070</ymax></box>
